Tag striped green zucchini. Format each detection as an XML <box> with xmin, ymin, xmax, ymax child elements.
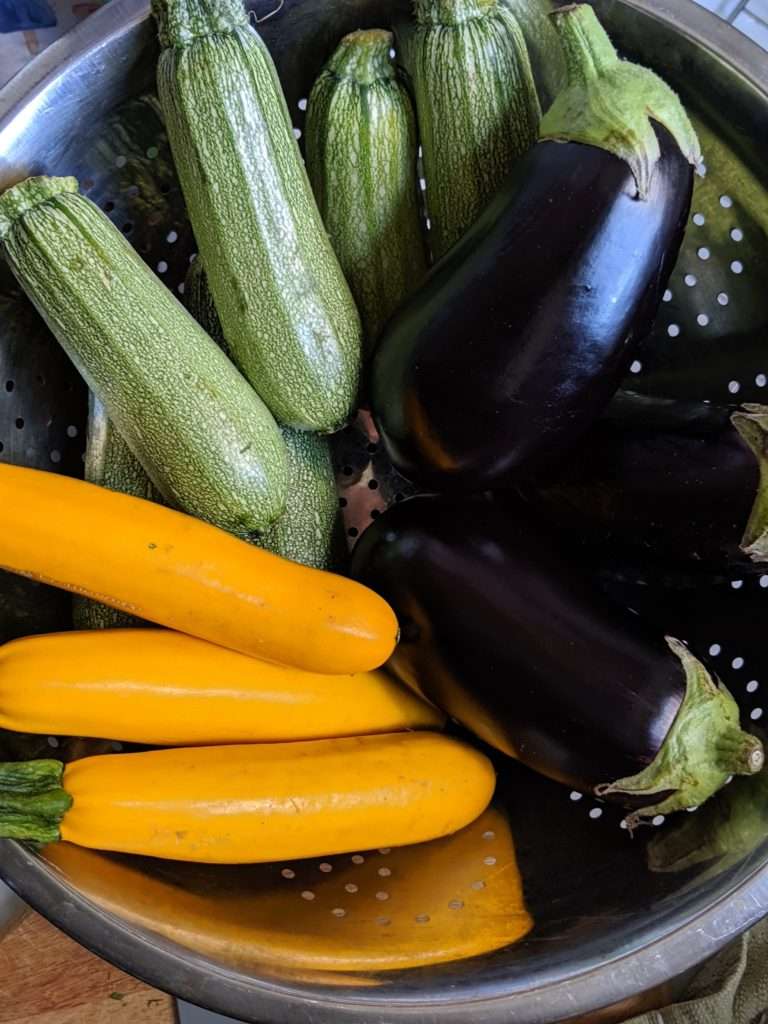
<box><xmin>153</xmin><ymin>0</ymin><xmax>362</xmax><ymax>432</ymax></box>
<box><xmin>0</xmin><ymin>176</ymin><xmax>288</xmax><ymax>538</ymax></box>
<box><xmin>404</xmin><ymin>0</ymin><xmax>541</xmax><ymax>259</ymax></box>
<box><xmin>501</xmin><ymin>0</ymin><xmax>566</xmax><ymax>110</ymax></box>
<box><xmin>185</xmin><ymin>260</ymin><xmax>340</xmax><ymax>569</ymax></box>
<box><xmin>72</xmin><ymin>396</ymin><xmax>158</xmax><ymax>630</ymax></box>
<box><xmin>306</xmin><ymin>29</ymin><xmax>427</xmax><ymax>352</ymax></box>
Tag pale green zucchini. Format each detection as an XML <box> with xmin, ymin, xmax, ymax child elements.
<box><xmin>501</xmin><ymin>0</ymin><xmax>566</xmax><ymax>110</ymax></box>
<box><xmin>153</xmin><ymin>0</ymin><xmax>363</xmax><ymax>432</ymax></box>
<box><xmin>0</xmin><ymin>176</ymin><xmax>288</xmax><ymax>538</ymax></box>
<box><xmin>306</xmin><ymin>29</ymin><xmax>427</xmax><ymax>352</ymax></box>
<box><xmin>185</xmin><ymin>260</ymin><xmax>340</xmax><ymax>569</ymax></box>
<box><xmin>72</xmin><ymin>396</ymin><xmax>159</xmax><ymax>630</ymax></box>
<box><xmin>404</xmin><ymin>0</ymin><xmax>541</xmax><ymax>259</ymax></box>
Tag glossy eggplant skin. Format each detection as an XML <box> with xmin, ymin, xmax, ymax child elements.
<box><xmin>521</xmin><ymin>420</ymin><xmax>758</xmax><ymax>570</ymax></box>
<box><xmin>350</xmin><ymin>495</ymin><xmax>685</xmax><ymax>795</ymax></box>
<box><xmin>371</xmin><ymin>126</ymin><xmax>693</xmax><ymax>491</ymax></box>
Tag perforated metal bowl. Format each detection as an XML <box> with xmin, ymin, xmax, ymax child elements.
<box><xmin>1</xmin><ymin>1</ymin><xmax>768</xmax><ymax>1022</ymax></box>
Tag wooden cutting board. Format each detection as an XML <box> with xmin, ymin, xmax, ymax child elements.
<box><xmin>0</xmin><ymin>911</ymin><xmax>176</xmax><ymax>1024</ymax></box>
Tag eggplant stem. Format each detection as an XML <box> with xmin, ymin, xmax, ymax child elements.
<box><xmin>540</xmin><ymin>4</ymin><xmax>702</xmax><ymax>197</ymax></box>
<box><xmin>0</xmin><ymin>760</ymin><xmax>70</xmax><ymax>843</ymax></box>
<box><xmin>732</xmin><ymin>404</ymin><xmax>768</xmax><ymax>563</ymax></box>
<box><xmin>595</xmin><ymin>638</ymin><xmax>764</xmax><ymax>829</ymax></box>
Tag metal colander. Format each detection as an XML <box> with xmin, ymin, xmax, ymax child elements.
<box><xmin>1</xmin><ymin>1</ymin><xmax>768</xmax><ymax>1022</ymax></box>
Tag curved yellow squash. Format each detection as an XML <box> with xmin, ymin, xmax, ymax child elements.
<box><xmin>60</xmin><ymin>733</ymin><xmax>495</xmax><ymax>863</ymax></box>
<box><xmin>46</xmin><ymin>805</ymin><xmax>531</xmax><ymax>973</ymax></box>
<box><xmin>0</xmin><ymin>464</ymin><xmax>398</xmax><ymax>674</ymax></box>
<box><xmin>0</xmin><ymin>628</ymin><xmax>443</xmax><ymax>744</ymax></box>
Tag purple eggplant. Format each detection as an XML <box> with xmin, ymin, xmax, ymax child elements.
<box><xmin>351</xmin><ymin>494</ymin><xmax>763</xmax><ymax>825</ymax></box>
<box><xmin>371</xmin><ymin>4</ymin><xmax>700</xmax><ymax>492</ymax></box>
<box><xmin>519</xmin><ymin>404</ymin><xmax>768</xmax><ymax>571</ymax></box>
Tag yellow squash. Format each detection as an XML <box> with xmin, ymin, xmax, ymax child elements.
<box><xmin>1</xmin><ymin>734</ymin><xmax>495</xmax><ymax>863</ymax></box>
<box><xmin>46</xmin><ymin>805</ymin><xmax>532</xmax><ymax>973</ymax></box>
<box><xmin>0</xmin><ymin>628</ymin><xmax>443</xmax><ymax>744</ymax></box>
<box><xmin>0</xmin><ymin>464</ymin><xmax>398</xmax><ymax>674</ymax></box>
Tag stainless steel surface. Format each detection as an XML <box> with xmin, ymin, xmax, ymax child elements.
<box><xmin>1</xmin><ymin>1</ymin><xmax>768</xmax><ymax>1022</ymax></box>
<box><xmin>0</xmin><ymin>880</ymin><xmax>25</xmax><ymax>937</ymax></box>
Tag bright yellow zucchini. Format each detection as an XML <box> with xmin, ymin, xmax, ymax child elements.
<box><xmin>0</xmin><ymin>734</ymin><xmax>495</xmax><ymax>862</ymax></box>
<box><xmin>0</xmin><ymin>464</ymin><xmax>398</xmax><ymax>674</ymax></box>
<box><xmin>0</xmin><ymin>628</ymin><xmax>443</xmax><ymax>744</ymax></box>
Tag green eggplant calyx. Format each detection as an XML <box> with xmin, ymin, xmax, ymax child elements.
<box><xmin>414</xmin><ymin>0</ymin><xmax>498</xmax><ymax>27</ymax></box>
<box><xmin>152</xmin><ymin>0</ymin><xmax>249</xmax><ymax>50</ymax></box>
<box><xmin>0</xmin><ymin>176</ymin><xmax>79</xmax><ymax>243</ymax></box>
<box><xmin>327</xmin><ymin>30</ymin><xmax>397</xmax><ymax>86</ymax></box>
<box><xmin>540</xmin><ymin>4</ymin><xmax>702</xmax><ymax>198</ymax></box>
<box><xmin>0</xmin><ymin>760</ymin><xmax>71</xmax><ymax>844</ymax></box>
<box><xmin>732</xmin><ymin>404</ymin><xmax>768</xmax><ymax>562</ymax></box>
<box><xmin>595</xmin><ymin>638</ymin><xmax>764</xmax><ymax>830</ymax></box>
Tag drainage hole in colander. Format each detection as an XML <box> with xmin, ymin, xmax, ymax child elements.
<box><xmin>569</xmin><ymin>791</ymin><xmax>583</xmax><ymax>802</ymax></box>
<box><xmin>318</xmin><ymin>862</ymin><xmax>333</xmax><ymax>873</ymax></box>
<box><xmin>718</xmin><ymin>292</ymin><xmax>730</xmax><ymax>306</ymax></box>
<box><xmin>629</xmin><ymin>360</ymin><xmax>642</xmax><ymax>374</ymax></box>
<box><xmin>697</xmin><ymin>313</ymin><xmax>710</xmax><ymax>327</ymax></box>
<box><xmin>709</xmin><ymin>643</ymin><xmax>722</xmax><ymax>656</ymax></box>
<box><xmin>684</xmin><ymin>274</ymin><xmax>697</xmax><ymax>287</ymax></box>
<box><xmin>377</xmin><ymin>867</ymin><xmax>391</xmax><ymax>878</ymax></box>
<box><xmin>692</xmin><ymin>212</ymin><xmax>706</xmax><ymax>226</ymax></box>
<box><xmin>448</xmin><ymin>900</ymin><xmax>464</xmax><ymax>911</ymax></box>
<box><xmin>662</xmin><ymin>289</ymin><xmax>673</xmax><ymax>302</ymax></box>
<box><xmin>731</xmin><ymin>578</ymin><xmax>743</xmax><ymax>588</ymax></box>
<box><xmin>157</xmin><ymin>261</ymin><xmax>169</xmax><ymax>275</ymax></box>
<box><xmin>652</xmin><ymin>815</ymin><xmax>666</xmax><ymax>827</ymax></box>
<box><xmin>379</xmin><ymin>848</ymin><xmax>392</xmax><ymax>855</ymax></box>
<box><xmin>5</xmin><ymin>379</ymin><xmax>14</xmax><ymax>392</ymax></box>
<box><xmin>732</xmin><ymin>228</ymin><xmax>744</xmax><ymax>242</ymax></box>
<box><xmin>301</xmin><ymin>890</ymin><xmax>315</xmax><ymax>901</ymax></box>
<box><xmin>471</xmin><ymin>880</ymin><xmax>486</xmax><ymax>890</ymax></box>
<box><xmin>66</xmin><ymin>425</ymin><xmax>78</xmax><ymax>438</ymax></box>
<box><xmin>281</xmin><ymin>868</ymin><xmax>295</xmax><ymax>879</ymax></box>
<box><xmin>697</xmin><ymin>247</ymin><xmax>711</xmax><ymax>261</ymax></box>
<box><xmin>751</xmin><ymin>709</ymin><xmax>764</xmax><ymax>722</ymax></box>
<box><xmin>747</xmin><ymin>681</ymin><xmax>760</xmax><ymax>694</ymax></box>
<box><xmin>47</xmin><ymin>736</ymin><xmax>59</xmax><ymax>747</ymax></box>
<box><xmin>589</xmin><ymin>808</ymin><xmax>603</xmax><ymax>820</ymax></box>
<box><xmin>50</xmin><ymin>450</ymin><xmax>61</xmax><ymax>464</ymax></box>
<box><xmin>415</xmin><ymin>914</ymin><xmax>430</xmax><ymax>924</ymax></box>
<box><xmin>297</xmin><ymin>97</ymin><xmax>308</xmax><ymax>111</ymax></box>
<box><xmin>122</xmin><ymin>222</ymin><xmax>134</xmax><ymax>235</ymax></box>
<box><xmin>484</xmin><ymin>856</ymin><xmax>496</xmax><ymax>866</ymax></box>
<box><xmin>331</xmin><ymin>908</ymin><xmax>346</xmax><ymax>918</ymax></box>
<box><xmin>756</xmin><ymin>374</ymin><xmax>767</xmax><ymax>387</ymax></box>
<box><xmin>166</xmin><ymin>230</ymin><xmax>178</xmax><ymax>244</ymax></box>
<box><xmin>15</xmin><ymin>418</ymin><xmax>23</xmax><ymax>429</ymax></box>
<box><xmin>732</xmin><ymin>657</ymin><xmax>745</xmax><ymax>670</ymax></box>
<box><xmin>667</xmin><ymin>324</ymin><xmax>681</xmax><ymax>338</ymax></box>
<box><xmin>177</xmin><ymin>282</ymin><xmax>186</xmax><ymax>295</ymax></box>
<box><xmin>731</xmin><ymin>260</ymin><xmax>744</xmax><ymax>275</ymax></box>
<box><xmin>482</xmin><ymin>830</ymin><xmax>496</xmax><ymax>840</ymax></box>
<box><xmin>720</xmin><ymin>194</ymin><xmax>734</xmax><ymax>208</ymax></box>
<box><xmin>347</xmin><ymin>527</ymin><xmax>359</xmax><ymax>538</ymax></box>
<box><xmin>344</xmin><ymin>883</ymin><xmax>358</xmax><ymax>893</ymax></box>
<box><xmin>351</xmin><ymin>854</ymin><xmax>365</xmax><ymax>865</ymax></box>
<box><xmin>729</xmin><ymin>381</ymin><xmax>741</xmax><ymax>395</ymax></box>
<box><xmin>375</xmin><ymin>891</ymin><xmax>390</xmax><ymax>901</ymax></box>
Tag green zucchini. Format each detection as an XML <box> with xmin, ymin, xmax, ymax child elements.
<box><xmin>404</xmin><ymin>0</ymin><xmax>541</xmax><ymax>259</ymax></box>
<box><xmin>257</xmin><ymin>428</ymin><xmax>341</xmax><ymax>571</ymax></box>
<box><xmin>185</xmin><ymin>260</ymin><xmax>340</xmax><ymax>569</ymax></box>
<box><xmin>72</xmin><ymin>396</ymin><xmax>158</xmax><ymax>630</ymax></box>
<box><xmin>500</xmin><ymin>0</ymin><xmax>566</xmax><ymax>110</ymax></box>
<box><xmin>153</xmin><ymin>0</ymin><xmax>362</xmax><ymax>432</ymax></box>
<box><xmin>306</xmin><ymin>29</ymin><xmax>427</xmax><ymax>352</ymax></box>
<box><xmin>0</xmin><ymin>176</ymin><xmax>288</xmax><ymax>538</ymax></box>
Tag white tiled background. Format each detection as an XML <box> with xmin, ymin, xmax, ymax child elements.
<box><xmin>0</xmin><ymin>0</ymin><xmax>766</xmax><ymax>1022</ymax></box>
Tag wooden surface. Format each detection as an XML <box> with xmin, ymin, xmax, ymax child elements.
<box><xmin>0</xmin><ymin>911</ymin><xmax>176</xmax><ymax>1024</ymax></box>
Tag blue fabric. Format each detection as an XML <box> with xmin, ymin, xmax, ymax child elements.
<box><xmin>0</xmin><ymin>0</ymin><xmax>57</xmax><ymax>33</ymax></box>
